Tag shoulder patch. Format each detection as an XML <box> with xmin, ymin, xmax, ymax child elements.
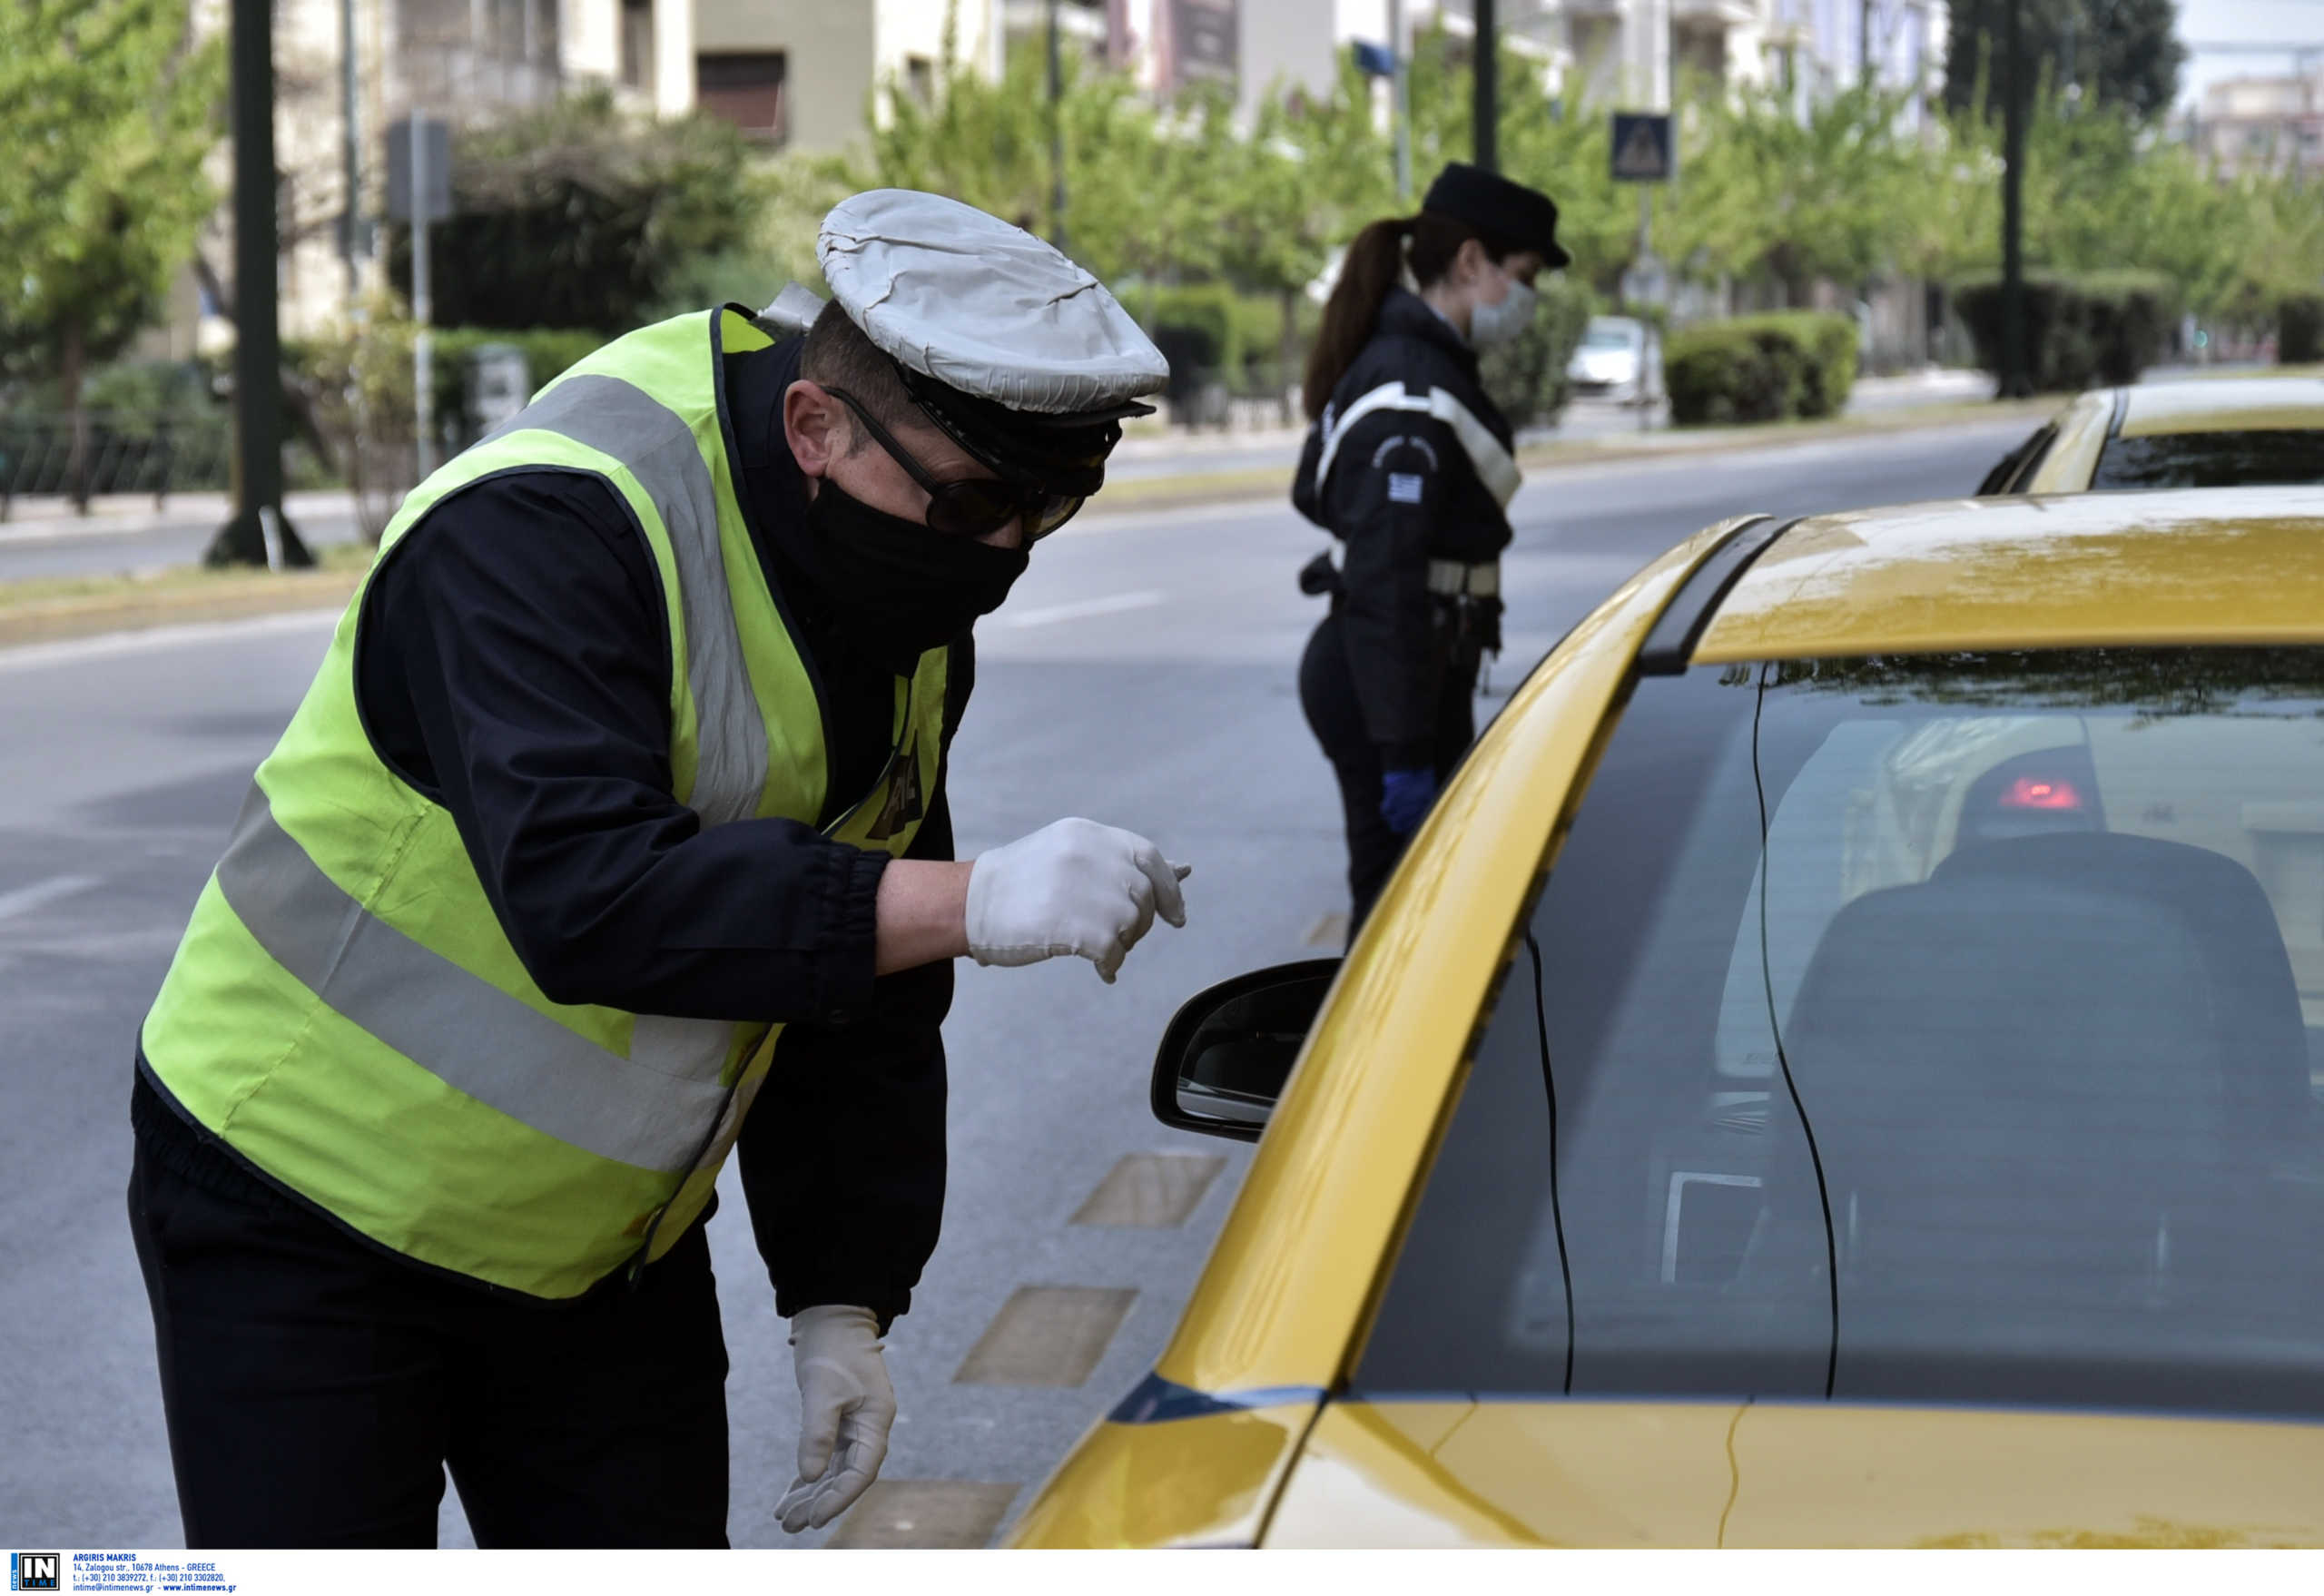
<box><xmin>1371</xmin><ymin>432</ymin><xmax>1442</xmax><ymax>471</ymax></box>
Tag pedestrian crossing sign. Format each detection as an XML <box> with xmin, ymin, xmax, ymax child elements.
<box><xmin>1610</xmin><ymin>113</ymin><xmax>1674</xmax><ymax>182</ymax></box>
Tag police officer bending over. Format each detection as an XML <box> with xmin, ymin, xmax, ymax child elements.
<box><xmin>127</xmin><ymin>192</ymin><xmax>1187</xmax><ymax>1548</ymax></box>
<box><xmin>1293</xmin><ymin>163</ymin><xmax>1568</xmax><ymax>935</ymax></box>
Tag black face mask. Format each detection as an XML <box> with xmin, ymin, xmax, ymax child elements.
<box><xmin>804</xmin><ymin>478</ymin><xmax>1030</xmax><ymax>675</ymax></box>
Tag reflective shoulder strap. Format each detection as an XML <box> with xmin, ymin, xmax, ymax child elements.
<box><xmin>508</xmin><ymin>372</ymin><xmax>771</xmax><ymax>832</ymax></box>
<box><xmin>1312</xmin><ymin>381</ymin><xmax>1433</xmax><ymax>497</ymax></box>
<box><xmin>1314</xmin><ymin>379</ymin><xmax>1522</xmax><ymax>511</ymax></box>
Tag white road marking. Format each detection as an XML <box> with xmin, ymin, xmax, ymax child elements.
<box><xmin>0</xmin><ymin>607</ymin><xmax>340</xmax><ymax>674</ymax></box>
<box><xmin>0</xmin><ymin>874</ymin><xmax>102</xmax><ymax>921</ymax></box>
<box><xmin>1000</xmin><ymin>590</ymin><xmax>1167</xmax><ymax>629</ymax></box>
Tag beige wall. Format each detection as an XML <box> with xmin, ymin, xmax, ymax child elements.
<box><xmin>694</xmin><ymin>4</ymin><xmax>872</xmax><ymax>147</ymax></box>
<box><xmin>691</xmin><ymin>0</ymin><xmax>999</xmax><ymax>152</ymax></box>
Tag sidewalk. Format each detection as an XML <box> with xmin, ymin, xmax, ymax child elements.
<box><xmin>5</xmin><ymin>367</ymin><xmax>2006</xmax><ymax>547</ymax></box>
<box><xmin>0</xmin><ymin>489</ymin><xmax>359</xmax><ymax>545</ymax></box>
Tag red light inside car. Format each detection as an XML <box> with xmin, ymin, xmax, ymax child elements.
<box><xmin>2001</xmin><ymin>776</ymin><xmax>2083</xmax><ymax>811</ymax></box>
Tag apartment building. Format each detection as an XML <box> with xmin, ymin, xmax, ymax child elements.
<box><xmin>2191</xmin><ymin>70</ymin><xmax>2324</xmax><ymax>181</ymax></box>
<box><xmin>181</xmin><ymin>0</ymin><xmax>695</xmax><ymax>343</ymax></box>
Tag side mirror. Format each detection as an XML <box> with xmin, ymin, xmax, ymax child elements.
<box><xmin>1150</xmin><ymin>960</ymin><xmax>1342</xmax><ymax>1142</ymax></box>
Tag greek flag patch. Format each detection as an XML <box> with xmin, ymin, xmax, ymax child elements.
<box><xmin>1386</xmin><ymin>472</ymin><xmax>1425</xmax><ymax>505</ymax></box>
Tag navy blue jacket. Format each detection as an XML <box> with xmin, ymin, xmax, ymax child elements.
<box><xmin>1293</xmin><ymin>288</ymin><xmax>1514</xmax><ymax>764</ymax></box>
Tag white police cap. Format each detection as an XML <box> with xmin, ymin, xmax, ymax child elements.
<box><xmin>815</xmin><ymin>189</ymin><xmax>1168</xmax><ymax>419</ymax></box>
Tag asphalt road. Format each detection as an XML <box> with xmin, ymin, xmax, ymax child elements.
<box><xmin>0</xmin><ymin>417</ymin><xmax>2028</xmax><ymax>1550</ymax></box>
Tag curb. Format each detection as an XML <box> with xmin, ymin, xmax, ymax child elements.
<box><xmin>0</xmin><ymin>572</ymin><xmax>361</xmax><ymax>653</ymax></box>
<box><xmin>1082</xmin><ymin>399</ymin><xmax>2050</xmax><ymax>521</ymax></box>
<box><xmin>0</xmin><ymin>400</ymin><xmax>2047</xmax><ymax>655</ymax></box>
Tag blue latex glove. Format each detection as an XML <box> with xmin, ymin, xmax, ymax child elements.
<box><xmin>1379</xmin><ymin>766</ymin><xmax>1439</xmax><ymax>836</ymax></box>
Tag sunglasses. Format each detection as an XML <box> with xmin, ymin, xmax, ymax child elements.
<box><xmin>823</xmin><ymin>388</ymin><xmax>1086</xmax><ymax>541</ymax></box>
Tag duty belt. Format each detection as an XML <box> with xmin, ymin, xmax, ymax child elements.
<box><xmin>1426</xmin><ymin>558</ymin><xmax>1501</xmax><ymax>599</ymax></box>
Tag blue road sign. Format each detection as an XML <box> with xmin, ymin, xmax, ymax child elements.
<box><xmin>1610</xmin><ymin>112</ymin><xmax>1674</xmax><ymax>182</ymax></box>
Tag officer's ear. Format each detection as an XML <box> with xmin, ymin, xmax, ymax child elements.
<box><xmin>1452</xmin><ymin>235</ymin><xmax>1494</xmax><ymax>288</ymax></box>
<box><xmin>783</xmin><ymin>379</ymin><xmax>853</xmax><ymax>480</ymax></box>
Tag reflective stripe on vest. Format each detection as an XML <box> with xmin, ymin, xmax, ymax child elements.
<box><xmin>1314</xmin><ymin>380</ymin><xmax>1521</xmax><ymax>508</ymax></box>
<box><xmin>486</xmin><ymin>373</ymin><xmax>768</xmax><ymax>830</ymax></box>
<box><xmin>213</xmin><ymin>784</ymin><xmax>723</xmax><ymax>1175</ymax></box>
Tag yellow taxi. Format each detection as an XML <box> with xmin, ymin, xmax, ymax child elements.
<box><xmin>1980</xmin><ymin>377</ymin><xmax>2324</xmax><ymax>493</ymax></box>
<box><xmin>1013</xmin><ymin>485</ymin><xmax>2324</xmax><ymax>1548</ymax></box>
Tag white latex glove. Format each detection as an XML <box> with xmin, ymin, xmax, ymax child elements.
<box><xmin>966</xmin><ymin>817</ymin><xmax>1192</xmax><ymax>983</ymax></box>
<box><xmin>776</xmin><ymin>1305</ymin><xmax>896</xmax><ymax>1535</ymax></box>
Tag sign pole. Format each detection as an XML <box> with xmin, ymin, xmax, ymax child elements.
<box><xmin>1389</xmin><ymin>0</ymin><xmax>1410</xmax><ymax>205</ymax></box>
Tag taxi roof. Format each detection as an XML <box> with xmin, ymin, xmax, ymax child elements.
<box><xmin>1691</xmin><ymin>486</ymin><xmax>2324</xmax><ymax>664</ymax></box>
<box><xmin>2116</xmin><ymin>377</ymin><xmax>2324</xmax><ymax>438</ymax></box>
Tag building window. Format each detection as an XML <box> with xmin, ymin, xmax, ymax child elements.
<box><xmin>905</xmin><ymin>54</ymin><xmax>935</xmax><ymax>106</ymax></box>
<box><xmin>698</xmin><ymin>52</ymin><xmax>788</xmax><ymax>142</ymax></box>
<box><xmin>619</xmin><ymin>0</ymin><xmax>654</xmax><ymax>89</ymax></box>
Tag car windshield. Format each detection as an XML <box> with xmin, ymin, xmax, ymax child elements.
<box><xmin>1580</xmin><ymin>327</ymin><xmax>1635</xmax><ymax>350</ymax></box>
<box><xmin>1359</xmin><ymin>647</ymin><xmax>2324</xmax><ymax>1419</ymax></box>
<box><xmin>2092</xmin><ymin>430</ymin><xmax>2324</xmax><ymax>490</ymax></box>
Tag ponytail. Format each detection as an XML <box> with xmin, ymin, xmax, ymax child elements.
<box><xmin>1302</xmin><ymin>210</ymin><xmax>1525</xmax><ymax>422</ymax></box>
<box><xmin>1303</xmin><ymin>216</ymin><xmax>1413</xmax><ymax>422</ymax></box>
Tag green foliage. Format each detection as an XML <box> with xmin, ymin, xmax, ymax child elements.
<box><xmin>1665</xmin><ymin>84</ymin><xmax>1943</xmax><ymax>300</ymax></box>
<box><xmin>1665</xmin><ymin>312</ymin><xmax>1856</xmax><ymax>428</ymax></box>
<box><xmin>2280</xmin><ymin>295</ymin><xmax>2324</xmax><ymax>367</ymax></box>
<box><xmin>384</xmin><ymin>90</ymin><xmax>754</xmax><ymax>332</ymax></box>
<box><xmin>1952</xmin><ymin>271</ymin><xmax>2176</xmax><ymax>389</ymax></box>
<box><xmin>0</xmin><ymin>0</ymin><xmax>222</xmax><ymax>394</ymax></box>
<box><xmin>1945</xmin><ymin>0</ymin><xmax>2187</xmax><ymax>124</ymax></box>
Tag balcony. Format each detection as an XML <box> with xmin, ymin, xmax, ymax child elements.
<box><xmin>1674</xmin><ymin>0</ymin><xmax>1762</xmax><ymax>27</ymax></box>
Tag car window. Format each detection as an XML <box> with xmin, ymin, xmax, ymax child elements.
<box><xmin>1356</xmin><ymin>649</ymin><xmax>2324</xmax><ymax>1418</ymax></box>
<box><xmin>2092</xmin><ymin>430</ymin><xmax>2324</xmax><ymax>490</ymax></box>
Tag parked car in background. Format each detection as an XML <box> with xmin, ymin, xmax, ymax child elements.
<box><xmin>1979</xmin><ymin>377</ymin><xmax>2324</xmax><ymax>494</ymax></box>
<box><xmin>1014</xmin><ymin>485</ymin><xmax>2324</xmax><ymax>1549</ymax></box>
<box><xmin>1566</xmin><ymin>316</ymin><xmax>1657</xmax><ymax>404</ymax></box>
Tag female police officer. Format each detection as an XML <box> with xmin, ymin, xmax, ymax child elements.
<box><xmin>1293</xmin><ymin>163</ymin><xmax>1569</xmax><ymax>935</ymax></box>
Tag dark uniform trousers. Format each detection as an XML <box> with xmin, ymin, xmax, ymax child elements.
<box><xmin>126</xmin><ymin>1100</ymin><xmax>732</xmax><ymax>1550</ymax></box>
<box><xmin>1299</xmin><ymin>607</ymin><xmax>1479</xmax><ymax>935</ymax></box>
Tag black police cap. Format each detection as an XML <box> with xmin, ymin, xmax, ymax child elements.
<box><xmin>1421</xmin><ymin>163</ymin><xmax>1572</xmax><ymax>270</ymax></box>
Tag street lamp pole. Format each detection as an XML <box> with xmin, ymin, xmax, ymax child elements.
<box><xmin>206</xmin><ymin>0</ymin><xmax>314</xmax><ymax>568</ymax></box>
<box><xmin>1473</xmin><ymin>0</ymin><xmax>1497</xmax><ymax>172</ymax></box>
<box><xmin>2000</xmin><ymin>0</ymin><xmax>2030</xmax><ymax>399</ymax></box>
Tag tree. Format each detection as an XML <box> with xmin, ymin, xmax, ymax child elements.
<box><xmin>1207</xmin><ymin>64</ymin><xmax>1393</xmax><ymax>411</ymax></box>
<box><xmin>865</xmin><ymin>26</ymin><xmax>1173</xmax><ymax>284</ymax></box>
<box><xmin>1669</xmin><ymin>84</ymin><xmax>1937</xmax><ymax>306</ymax></box>
<box><xmin>1928</xmin><ymin>94</ymin><xmax>2321</xmax><ymax>326</ymax></box>
<box><xmin>384</xmin><ymin>90</ymin><xmax>753</xmax><ymax>332</ymax></box>
<box><xmin>0</xmin><ymin>0</ymin><xmax>222</xmax><ymax>506</ymax></box>
<box><xmin>1945</xmin><ymin>0</ymin><xmax>2185</xmax><ymax>124</ymax></box>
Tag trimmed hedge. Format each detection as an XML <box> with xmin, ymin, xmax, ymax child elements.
<box><xmin>1953</xmin><ymin>271</ymin><xmax>2179</xmax><ymax>391</ymax></box>
<box><xmin>1135</xmin><ymin>283</ymin><xmax>1288</xmax><ymax>400</ymax></box>
<box><xmin>2280</xmin><ymin>293</ymin><xmax>2324</xmax><ymax>366</ymax></box>
<box><xmin>1666</xmin><ymin>311</ymin><xmax>1858</xmax><ymax>428</ymax></box>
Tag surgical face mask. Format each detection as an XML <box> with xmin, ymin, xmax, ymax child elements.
<box><xmin>1468</xmin><ymin>269</ymin><xmax>1538</xmax><ymax>350</ymax></box>
<box><xmin>805</xmin><ymin>478</ymin><xmax>1029</xmax><ymax>674</ymax></box>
